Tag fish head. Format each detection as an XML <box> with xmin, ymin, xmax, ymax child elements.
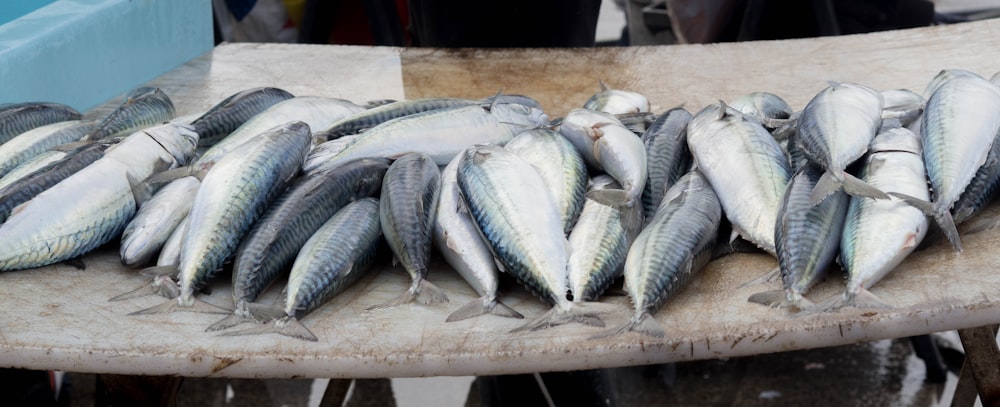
<box><xmin>144</xmin><ymin>123</ymin><xmax>199</xmax><ymax>167</ymax></box>
<box><xmin>490</xmin><ymin>103</ymin><xmax>549</xmax><ymax>130</ymax></box>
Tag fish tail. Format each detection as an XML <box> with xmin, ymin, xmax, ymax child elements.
<box><xmin>219</xmin><ymin>316</ymin><xmax>318</xmax><ymax>342</ymax></box>
<box><xmin>809</xmin><ymin>171</ymin><xmax>843</xmax><ymax>205</ymax></box>
<box><xmin>510</xmin><ymin>302</ymin><xmax>608</xmax><ymax>333</ymax></box>
<box><xmin>445</xmin><ymin>295</ymin><xmax>524</xmax><ymax>322</ymax></box>
<box><xmin>798</xmin><ymin>287</ymin><xmax>893</xmax><ymax>317</ymax></box>
<box><xmin>590</xmin><ymin>312</ymin><xmax>665</xmax><ymax>339</ymax></box>
<box><xmin>205</xmin><ymin>301</ymin><xmax>285</xmax><ymax>331</ymax></box>
<box><xmin>748</xmin><ymin>289</ymin><xmax>814</xmax><ymax>311</ymax></box>
<box><xmin>737</xmin><ymin>266</ymin><xmax>780</xmax><ymax>289</ymax></box>
<box><xmin>129</xmin><ymin>296</ymin><xmax>231</xmax><ymax>315</ymax></box>
<box><xmin>889</xmin><ymin>192</ymin><xmax>962</xmax><ymax>252</ymax></box>
<box><xmin>586</xmin><ymin>188</ymin><xmax>632</xmax><ymax>207</ymax></box>
<box><xmin>108</xmin><ymin>275</ymin><xmax>179</xmax><ymax>301</ymax></box>
<box><xmin>139</xmin><ymin>265</ymin><xmax>180</xmax><ymax>277</ymax></box>
<box><xmin>205</xmin><ymin>313</ymin><xmax>244</xmax><ymax>332</ymax></box>
<box><xmin>145</xmin><ymin>166</ymin><xmax>195</xmax><ymax>184</ymax></box>
<box><xmin>367</xmin><ymin>278</ymin><xmax>449</xmax><ymax>310</ymax></box>
<box><xmin>840</xmin><ymin>171</ymin><xmax>890</xmax><ymax>201</ymax></box>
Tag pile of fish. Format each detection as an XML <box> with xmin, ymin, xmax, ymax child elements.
<box><xmin>1</xmin><ymin>69</ymin><xmax>999</xmax><ymax>342</ymax></box>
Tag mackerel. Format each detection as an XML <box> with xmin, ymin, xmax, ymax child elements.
<box><xmin>0</xmin><ymin>150</ymin><xmax>66</xmax><ymax>191</ymax></box>
<box><xmin>208</xmin><ymin>157</ymin><xmax>389</xmax><ymax>331</ymax></box>
<box><xmin>435</xmin><ymin>152</ymin><xmax>523</xmax><ymax>322</ymax></box>
<box><xmin>729</xmin><ymin>92</ymin><xmax>793</xmax><ymax>130</ymax></box>
<box><xmin>0</xmin><ymin>120</ymin><xmax>97</xmax><ymax>178</ymax></box>
<box><xmin>558</xmin><ymin>108</ymin><xmax>623</xmax><ymax>168</ymax></box>
<box><xmin>189</xmin><ymin>87</ymin><xmax>294</xmax><ymax>146</ymax></box>
<box><xmin>313</xmin><ymin>97</ymin><xmax>481</xmax><ymax>141</ymax></box>
<box><xmin>133</xmin><ymin>121</ymin><xmax>311</xmax><ymax>314</ymax></box>
<box><xmin>0</xmin><ymin>142</ymin><xmax>109</xmax><ymax>224</ymax></box>
<box><xmin>795</xmin><ymin>82</ymin><xmax>889</xmax><ymax>205</ymax></box>
<box><xmin>568</xmin><ymin>175</ymin><xmax>643</xmax><ymax>302</ymax></box>
<box><xmin>157</xmin><ymin>216</ymin><xmax>188</xmax><ymax>268</ymax></box>
<box><xmin>817</xmin><ymin>128</ymin><xmax>929</xmax><ymax>311</ymax></box>
<box><xmin>82</xmin><ymin>87</ymin><xmax>176</xmax><ymax>141</ymax></box>
<box><xmin>457</xmin><ymin>145</ymin><xmax>605</xmax><ymax>332</ymax></box>
<box><xmin>583</xmin><ymin>84</ymin><xmax>650</xmax><ymax>115</ymax></box>
<box><xmin>504</xmin><ymin>128</ymin><xmax>588</xmax><ymax>233</ymax></box>
<box><xmin>901</xmin><ymin>73</ymin><xmax>1000</xmax><ymax>251</ymax></box>
<box><xmin>640</xmin><ymin>107</ymin><xmax>692</xmax><ymax>220</ymax></box>
<box><xmin>119</xmin><ymin>176</ymin><xmax>200</xmax><ymax>268</ymax></box>
<box><xmin>687</xmin><ymin>102</ymin><xmax>790</xmax><ymax>256</ymax></box>
<box><xmin>748</xmin><ymin>162</ymin><xmax>848</xmax><ymax>311</ymax></box>
<box><xmin>0</xmin><ymin>102</ymin><xmax>81</xmax><ymax>145</ymax></box>
<box><xmin>558</xmin><ymin>108</ymin><xmax>646</xmax><ymax>207</ymax></box>
<box><xmin>222</xmin><ymin>198</ymin><xmax>383</xmax><ymax>341</ymax></box>
<box><xmin>305</xmin><ymin>103</ymin><xmax>547</xmax><ymax>173</ymax></box>
<box><xmin>374</xmin><ymin>153</ymin><xmax>448</xmax><ymax>308</ymax></box>
<box><xmin>0</xmin><ymin>124</ymin><xmax>197</xmax><ymax>271</ymax></box>
<box><xmin>302</xmin><ymin>135</ymin><xmax>360</xmax><ymax>173</ymax></box>
<box><xmin>595</xmin><ymin>169</ymin><xmax>721</xmax><ymax>338</ymax></box>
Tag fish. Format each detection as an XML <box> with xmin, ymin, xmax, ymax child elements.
<box><xmin>313</xmin><ymin>97</ymin><xmax>482</xmax><ymax>141</ymax></box>
<box><xmin>503</xmin><ymin>128</ymin><xmax>588</xmax><ymax>233</ymax></box>
<box><xmin>82</xmin><ymin>87</ymin><xmax>176</xmax><ymax>141</ymax></box>
<box><xmin>457</xmin><ymin>145</ymin><xmax>605</xmax><ymax>332</ymax></box>
<box><xmin>119</xmin><ymin>176</ymin><xmax>201</xmax><ymax>268</ymax></box>
<box><xmin>305</xmin><ymin>103</ymin><xmax>548</xmax><ymax>173</ymax></box>
<box><xmin>992</xmin><ymin>71</ymin><xmax>1000</xmax><ymax>86</ymax></box>
<box><xmin>0</xmin><ymin>141</ymin><xmax>112</xmax><ymax>224</ymax></box>
<box><xmin>794</xmin><ymin>82</ymin><xmax>889</xmax><ymax>205</ymax></box>
<box><xmin>373</xmin><ymin>152</ymin><xmax>448</xmax><ymax>308</ymax></box>
<box><xmin>0</xmin><ymin>120</ymin><xmax>98</xmax><ymax>179</ymax></box>
<box><xmin>207</xmin><ymin>157</ymin><xmax>389</xmax><ymax>331</ymax></box>
<box><xmin>0</xmin><ymin>102</ymin><xmax>81</xmax><ymax>145</ymax></box>
<box><xmin>221</xmin><ymin>198</ymin><xmax>383</xmax><ymax>341</ymax></box>
<box><xmin>568</xmin><ymin>175</ymin><xmax>643</xmax><ymax>302</ymax></box>
<box><xmin>583</xmin><ymin>82</ymin><xmax>650</xmax><ymax>115</ymax></box>
<box><xmin>132</xmin><ymin>121</ymin><xmax>311</xmax><ymax>314</ymax></box>
<box><xmin>0</xmin><ymin>123</ymin><xmax>198</xmax><ymax>271</ymax></box>
<box><xmin>748</xmin><ymin>162</ymin><xmax>849</xmax><ymax>311</ymax></box>
<box><xmin>951</xmin><ymin>126</ymin><xmax>1000</xmax><ymax>226</ymax></box>
<box><xmin>895</xmin><ymin>73</ymin><xmax>1000</xmax><ymax>251</ymax></box>
<box><xmin>0</xmin><ymin>149</ymin><xmax>68</xmax><ymax>191</ymax></box>
<box><xmin>558</xmin><ymin>108</ymin><xmax>647</xmax><ymax>207</ymax></box>
<box><xmin>302</xmin><ymin>135</ymin><xmax>360</xmax><ymax>173</ymax></box>
<box><xmin>435</xmin><ymin>152</ymin><xmax>523</xmax><ymax>322</ymax></box>
<box><xmin>595</xmin><ymin>169</ymin><xmax>721</xmax><ymax>338</ymax></box>
<box><xmin>157</xmin><ymin>216</ymin><xmax>188</xmax><ymax>268</ymax></box>
<box><xmin>640</xmin><ymin>107</ymin><xmax>692</xmax><ymax>220</ymax></box>
<box><xmin>687</xmin><ymin>102</ymin><xmax>791</xmax><ymax>256</ymax></box>
<box><xmin>558</xmin><ymin>108</ymin><xmax>623</xmax><ymax>168</ymax></box>
<box><xmin>728</xmin><ymin>92</ymin><xmax>793</xmax><ymax>130</ymax></box>
<box><xmin>818</xmin><ymin>127</ymin><xmax>929</xmax><ymax>311</ymax></box>
<box><xmin>880</xmin><ymin>89</ymin><xmax>924</xmax><ymax>129</ymax></box>
<box><xmin>189</xmin><ymin>87</ymin><xmax>295</xmax><ymax>146</ymax></box>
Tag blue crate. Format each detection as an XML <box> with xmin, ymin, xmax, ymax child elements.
<box><xmin>0</xmin><ymin>0</ymin><xmax>213</xmax><ymax>112</ymax></box>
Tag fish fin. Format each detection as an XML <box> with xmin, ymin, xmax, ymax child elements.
<box><xmin>510</xmin><ymin>302</ymin><xmax>612</xmax><ymax>333</ymax></box>
<box><xmin>205</xmin><ymin>313</ymin><xmax>245</xmax><ymax>332</ymax></box>
<box><xmin>140</xmin><ymin>265</ymin><xmax>180</xmax><ymax>278</ymax></box>
<box><xmin>598</xmin><ymin>80</ymin><xmax>608</xmax><ymax>91</ymax></box>
<box><xmin>446</xmin><ymin>296</ymin><xmax>524</xmax><ymax>322</ymax></box>
<box><xmin>748</xmin><ymin>290</ymin><xmax>814</xmax><ymax>311</ymax></box>
<box><xmin>959</xmin><ymin>214</ymin><xmax>1000</xmax><ymax>235</ymax></box>
<box><xmin>803</xmin><ymin>287</ymin><xmax>893</xmax><ymax>316</ymax></box>
<box><xmin>108</xmin><ymin>276</ymin><xmax>179</xmax><ymax>301</ymax></box>
<box><xmin>809</xmin><ymin>171</ymin><xmax>842</xmax><ymax>205</ymax></box>
<box><xmin>247</xmin><ymin>302</ymin><xmax>288</xmax><ymax>322</ymax></box>
<box><xmin>205</xmin><ymin>302</ymin><xmax>285</xmax><ymax>332</ymax></box>
<box><xmin>590</xmin><ymin>312</ymin><xmax>664</xmax><ymax>340</ymax></box>
<box><xmin>889</xmin><ymin>192</ymin><xmax>962</xmax><ymax>252</ymax></box>
<box><xmin>128</xmin><ymin>172</ymin><xmax>156</xmax><ymax>206</ymax></box>
<box><xmin>49</xmin><ymin>140</ymin><xmax>94</xmax><ymax>152</ymax></box>
<box><xmin>586</xmin><ymin>189</ymin><xmax>631</xmax><ymax>207</ymax></box>
<box><xmin>414</xmin><ymin>279</ymin><xmax>450</xmax><ymax>305</ymax></box>
<box><xmin>840</xmin><ymin>171</ymin><xmax>890</xmax><ymax>201</ymax></box>
<box><xmin>146</xmin><ymin>166</ymin><xmax>194</xmax><ymax>184</ymax></box>
<box><xmin>220</xmin><ymin>316</ymin><xmax>318</xmax><ymax>342</ymax></box>
<box><xmin>129</xmin><ymin>299</ymin><xmax>181</xmax><ymax>315</ymax></box>
<box><xmin>849</xmin><ymin>287</ymin><xmax>894</xmax><ymax>310</ymax></box>
<box><xmin>129</xmin><ymin>297</ymin><xmax>231</xmax><ymax>315</ymax></box>
<box><xmin>737</xmin><ymin>266</ymin><xmax>780</xmax><ymax>289</ymax></box>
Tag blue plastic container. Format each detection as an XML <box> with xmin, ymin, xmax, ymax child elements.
<box><xmin>0</xmin><ymin>0</ymin><xmax>213</xmax><ymax>112</ymax></box>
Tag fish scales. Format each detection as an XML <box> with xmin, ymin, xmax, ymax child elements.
<box><xmin>0</xmin><ymin>102</ymin><xmax>81</xmax><ymax>145</ymax></box>
<box><xmin>0</xmin><ymin>150</ymin><xmax>66</xmax><ymax>191</ymax></box>
<box><xmin>177</xmin><ymin>122</ymin><xmax>311</xmax><ymax>300</ymax></box>
<box><xmin>120</xmin><ymin>176</ymin><xmax>201</xmax><ymax>268</ymax></box>
<box><xmin>83</xmin><ymin>87</ymin><xmax>176</xmax><ymax>141</ymax></box>
<box><xmin>190</xmin><ymin>87</ymin><xmax>295</xmax><ymax>146</ymax></box>
<box><xmin>0</xmin><ymin>120</ymin><xmax>98</xmax><ymax>178</ymax></box>
<box><xmin>641</xmin><ymin>107</ymin><xmax>692</xmax><ymax>220</ymax></box>
<box><xmin>315</xmin><ymin>97</ymin><xmax>480</xmax><ymax>140</ymax></box>
<box><xmin>229</xmin><ymin>158</ymin><xmax>389</xmax><ymax>315</ymax></box>
<box><xmin>0</xmin><ymin>143</ymin><xmax>109</xmax><ymax>223</ymax></box>
<box><xmin>0</xmin><ymin>124</ymin><xmax>197</xmax><ymax>271</ymax></box>
<box><xmin>504</xmin><ymin>128</ymin><xmax>587</xmax><ymax>233</ymax></box>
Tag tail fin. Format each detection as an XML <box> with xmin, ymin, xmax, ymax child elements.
<box><xmin>889</xmin><ymin>192</ymin><xmax>962</xmax><ymax>252</ymax></box>
<box><xmin>586</xmin><ymin>188</ymin><xmax>631</xmax><ymax>207</ymax></box>
<box><xmin>747</xmin><ymin>289</ymin><xmax>815</xmax><ymax>311</ymax></box>
<box><xmin>205</xmin><ymin>302</ymin><xmax>287</xmax><ymax>331</ymax></box>
<box><xmin>841</xmin><ymin>171</ymin><xmax>890</xmax><ymax>201</ymax></box>
<box><xmin>219</xmin><ymin>316</ymin><xmax>318</xmax><ymax>342</ymax></box>
<box><xmin>510</xmin><ymin>302</ymin><xmax>614</xmax><ymax>333</ymax></box>
<box><xmin>590</xmin><ymin>312</ymin><xmax>665</xmax><ymax>339</ymax></box>
<box><xmin>108</xmin><ymin>275</ymin><xmax>179</xmax><ymax>301</ymax></box>
<box><xmin>445</xmin><ymin>296</ymin><xmax>524</xmax><ymax>322</ymax></box>
<box><xmin>737</xmin><ymin>266</ymin><xmax>780</xmax><ymax>289</ymax></box>
<box><xmin>129</xmin><ymin>297</ymin><xmax>231</xmax><ymax>315</ymax></box>
<box><xmin>367</xmin><ymin>278</ymin><xmax>449</xmax><ymax>310</ymax></box>
<box><xmin>798</xmin><ymin>287</ymin><xmax>893</xmax><ymax>316</ymax></box>
<box><xmin>812</xmin><ymin>170</ymin><xmax>889</xmax><ymax>205</ymax></box>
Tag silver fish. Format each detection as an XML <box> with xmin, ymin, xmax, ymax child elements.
<box><xmin>157</xmin><ymin>215</ymin><xmax>188</xmax><ymax>267</ymax></box>
<box><xmin>306</xmin><ymin>103</ymin><xmax>548</xmax><ymax>173</ymax></box>
<box><xmin>596</xmin><ymin>169</ymin><xmax>721</xmax><ymax>338</ymax></box>
<box><xmin>435</xmin><ymin>152</ymin><xmax>523</xmax><ymax>322</ymax></box>
<box><xmin>222</xmin><ymin>197</ymin><xmax>383</xmax><ymax>341</ymax></box>
<box><xmin>558</xmin><ymin>108</ymin><xmax>623</xmax><ymax>168</ymax></box>
<box><xmin>133</xmin><ymin>121</ymin><xmax>311</xmax><ymax>314</ymax></box>
<box><xmin>314</xmin><ymin>97</ymin><xmax>482</xmax><ymax>141</ymax></box>
<box><xmin>795</xmin><ymin>82</ymin><xmax>888</xmax><ymax>205</ymax></box>
<box><xmin>729</xmin><ymin>92</ymin><xmax>793</xmax><ymax>130</ymax></box>
<box><xmin>0</xmin><ymin>142</ymin><xmax>109</xmax><ymax>223</ymax></box>
<box><xmin>189</xmin><ymin>87</ymin><xmax>295</xmax><ymax>147</ymax></box>
<box><xmin>0</xmin><ymin>150</ymin><xmax>67</xmax><ymax>191</ymax></box>
<box><xmin>820</xmin><ymin>127</ymin><xmax>929</xmax><ymax>311</ymax></box>
<box><xmin>748</xmin><ymin>162</ymin><xmax>849</xmax><ymax>311</ymax></box>
<box><xmin>583</xmin><ymin>83</ymin><xmax>650</xmax><ymax>115</ymax></box>
<box><xmin>120</xmin><ymin>176</ymin><xmax>201</xmax><ymax>268</ymax></box>
<box><xmin>504</xmin><ymin>128</ymin><xmax>588</xmax><ymax>233</ymax></box>
<box><xmin>457</xmin><ymin>145</ymin><xmax>604</xmax><ymax>332</ymax></box>
<box><xmin>568</xmin><ymin>175</ymin><xmax>643</xmax><ymax>302</ymax></box>
<box><xmin>687</xmin><ymin>102</ymin><xmax>790</xmax><ymax>256</ymax></box>
<box><xmin>952</xmin><ymin>126</ymin><xmax>1000</xmax><ymax>225</ymax></box>
<box><xmin>902</xmin><ymin>73</ymin><xmax>1000</xmax><ymax>251</ymax></box>
<box><xmin>640</xmin><ymin>107</ymin><xmax>692</xmax><ymax>220</ymax></box>
<box><xmin>302</xmin><ymin>135</ymin><xmax>361</xmax><ymax>173</ymax></box>
<box><xmin>207</xmin><ymin>157</ymin><xmax>389</xmax><ymax>331</ymax></box>
<box><xmin>0</xmin><ymin>123</ymin><xmax>197</xmax><ymax>271</ymax></box>
<box><xmin>0</xmin><ymin>120</ymin><xmax>97</xmax><ymax>178</ymax></box>
<box><xmin>374</xmin><ymin>152</ymin><xmax>447</xmax><ymax>308</ymax></box>
<box><xmin>0</xmin><ymin>102</ymin><xmax>81</xmax><ymax>145</ymax></box>
<box><xmin>82</xmin><ymin>87</ymin><xmax>176</xmax><ymax>141</ymax></box>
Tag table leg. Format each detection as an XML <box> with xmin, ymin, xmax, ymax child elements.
<box><xmin>319</xmin><ymin>379</ymin><xmax>353</xmax><ymax>407</ymax></box>
<box><xmin>95</xmin><ymin>374</ymin><xmax>182</xmax><ymax>407</ymax></box>
<box><xmin>953</xmin><ymin>325</ymin><xmax>1000</xmax><ymax>407</ymax></box>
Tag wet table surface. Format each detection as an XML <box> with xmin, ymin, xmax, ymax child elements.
<box><xmin>4</xmin><ymin>18</ymin><xmax>1000</xmax><ymax>379</ymax></box>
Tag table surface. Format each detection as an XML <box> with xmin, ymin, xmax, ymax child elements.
<box><xmin>6</xmin><ymin>18</ymin><xmax>1000</xmax><ymax>379</ymax></box>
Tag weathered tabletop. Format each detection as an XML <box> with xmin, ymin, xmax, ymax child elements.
<box><xmin>4</xmin><ymin>18</ymin><xmax>1000</xmax><ymax>379</ymax></box>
